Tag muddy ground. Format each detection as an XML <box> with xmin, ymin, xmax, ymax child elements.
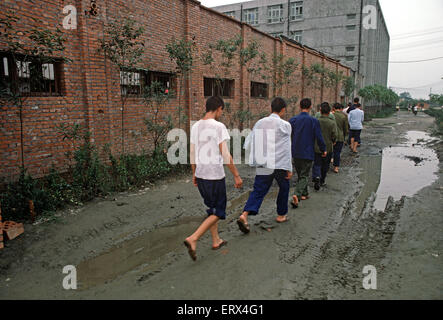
<box><xmin>1</xmin><ymin>111</ymin><xmax>442</xmax><ymax>299</ymax></box>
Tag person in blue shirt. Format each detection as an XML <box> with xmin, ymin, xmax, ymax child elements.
<box><xmin>289</xmin><ymin>98</ymin><xmax>326</xmax><ymax>208</ymax></box>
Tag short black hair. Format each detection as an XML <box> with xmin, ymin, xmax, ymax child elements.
<box><xmin>206</xmin><ymin>96</ymin><xmax>225</xmax><ymax>112</ymax></box>
<box><xmin>300</xmin><ymin>98</ymin><xmax>312</xmax><ymax>110</ymax></box>
<box><xmin>320</xmin><ymin>102</ymin><xmax>331</xmax><ymax>114</ymax></box>
<box><xmin>335</xmin><ymin>103</ymin><xmax>344</xmax><ymax>110</ymax></box>
<box><xmin>271</xmin><ymin>97</ymin><xmax>287</xmax><ymax>113</ymax></box>
<box><xmin>348</xmin><ymin>102</ymin><xmax>352</xmax><ymax>107</ymax></box>
<box><xmin>332</xmin><ymin>102</ymin><xmax>340</xmax><ymax>110</ymax></box>
<box><xmin>354</xmin><ymin>97</ymin><xmax>360</xmax><ymax>103</ymax></box>
<box><xmin>356</xmin><ymin>103</ymin><xmax>362</xmax><ymax>108</ymax></box>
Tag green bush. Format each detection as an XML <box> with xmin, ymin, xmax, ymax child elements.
<box><xmin>0</xmin><ymin>133</ymin><xmax>189</xmax><ymax>222</ymax></box>
<box><xmin>424</xmin><ymin>108</ymin><xmax>443</xmax><ymax>135</ymax></box>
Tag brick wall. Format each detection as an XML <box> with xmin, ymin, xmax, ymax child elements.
<box><xmin>0</xmin><ymin>0</ymin><xmax>350</xmax><ymax>181</ymax></box>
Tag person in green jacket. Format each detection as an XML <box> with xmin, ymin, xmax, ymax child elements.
<box><xmin>312</xmin><ymin>102</ymin><xmax>337</xmax><ymax>189</ymax></box>
<box><xmin>332</xmin><ymin>103</ymin><xmax>349</xmax><ymax>173</ymax></box>
<box><xmin>315</xmin><ymin>108</ymin><xmax>338</xmax><ymax>140</ymax></box>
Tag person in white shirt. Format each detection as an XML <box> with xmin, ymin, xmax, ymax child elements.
<box><xmin>348</xmin><ymin>103</ymin><xmax>364</xmax><ymax>153</ymax></box>
<box><xmin>237</xmin><ymin>97</ymin><xmax>293</xmax><ymax>233</ymax></box>
<box><xmin>184</xmin><ymin>96</ymin><xmax>243</xmax><ymax>261</ymax></box>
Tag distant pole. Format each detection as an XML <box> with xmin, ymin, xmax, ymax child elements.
<box><xmin>287</xmin><ymin>0</ymin><xmax>290</xmax><ymax>36</ymax></box>
<box><xmin>357</xmin><ymin>0</ymin><xmax>363</xmax><ymax>88</ymax></box>
<box><xmin>240</xmin><ymin>4</ymin><xmax>243</xmax><ymax>22</ymax></box>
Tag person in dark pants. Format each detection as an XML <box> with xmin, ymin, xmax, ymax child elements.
<box><xmin>184</xmin><ymin>96</ymin><xmax>243</xmax><ymax>261</ymax></box>
<box><xmin>312</xmin><ymin>102</ymin><xmax>337</xmax><ymax>188</ymax></box>
<box><xmin>237</xmin><ymin>98</ymin><xmax>293</xmax><ymax>233</ymax></box>
<box><xmin>289</xmin><ymin>98</ymin><xmax>326</xmax><ymax>207</ymax></box>
<box><xmin>332</xmin><ymin>103</ymin><xmax>349</xmax><ymax>173</ymax></box>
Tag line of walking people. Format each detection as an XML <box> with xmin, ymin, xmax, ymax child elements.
<box><xmin>184</xmin><ymin>96</ymin><xmax>364</xmax><ymax>261</ymax></box>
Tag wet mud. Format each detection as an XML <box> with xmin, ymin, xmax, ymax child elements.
<box><xmin>0</xmin><ymin>111</ymin><xmax>442</xmax><ymax>299</ymax></box>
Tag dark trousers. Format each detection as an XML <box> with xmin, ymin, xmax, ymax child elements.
<box><xmin>313</xmin><ymin>152</ymin><xmax>333</xmax><ymax>183</ymax></box>
<box><xmin>348</xmin><ymin>132</ymin><xmax>361</xmax><ymax>144</ymax></box>
<box><xmin>243</xmin><ymin>169</ymin><xmax>289</xmax><ymax>216</ymax></box>
<box><xmin>293</xmin><ymin>158</ymin><xmax>313</xmax><ymax>198</ymax></box>
<box><xmin>333</xmin><ymin>142</ymin><xmax>344</xmax><ymax>167</ymax></box>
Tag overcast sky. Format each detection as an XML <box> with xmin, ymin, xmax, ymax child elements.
<box><xmin>200</xmin><ymin>0</ymin><xmax>443</xmax><ymax>99</ymax></box>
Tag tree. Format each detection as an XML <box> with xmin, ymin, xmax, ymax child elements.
<box><xmin>0</xmin><ymin>11</ymin><xmax>70</xmax><ymax>169</ymax></box>
<box><xmin>429</xmin><ymin>94</ymin><xmax>443</xmax><ymax>106</ymax></box>
<box><xmin>143</xmin><ymin>81</ymin><xmax>174</xmax><ymax>156</ymax></box>
<box><xmin>99</xmin><ymin>16</ymin><xmax>145</xmax><ymax>153</ymax></box>
<box><xmin>358</xmin><ymin>84</ymin><xmax>399</xmax><ymax>107</ymax></box>
<box><xmin>166</xmin><ymin>38</ymin><xmax>195</xmax><ymax>131</ymax></box>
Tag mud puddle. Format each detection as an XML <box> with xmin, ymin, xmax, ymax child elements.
<box><xmin>76</xmin><ymin>216</ymin><xmax>204</xmax><ymax>290</ymax></box>
<box><xmin>374</xmin><ymin>131</ymin><xmax>439</xmax><ymax>211</ymax></box>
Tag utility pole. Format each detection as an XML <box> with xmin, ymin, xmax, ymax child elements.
<box><xmin>287</xmin><ymin>0</ymin><xmax>291</xmax><ymax>37</ymax></box>
<box><xmin>240</xmin><ymin>4</ymin><xmax>243</xmax><ymax>22</ymax></box>
<box><xmin>357</xmin><ymin>0</ymin><xmax>364</xmax><ymax>90</ymax></box>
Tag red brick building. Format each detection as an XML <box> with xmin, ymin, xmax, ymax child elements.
<box><xmin>0</xmin><ymin>0</ymin><xmax>350</xmax><ymax>181</ymax></box>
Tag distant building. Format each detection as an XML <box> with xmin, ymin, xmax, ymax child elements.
<box><xmin>213</xmin><ymin>0</ymin><xmax>390</xmax><ymax>90</ymax></box>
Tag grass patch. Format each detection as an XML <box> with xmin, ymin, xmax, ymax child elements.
<box><xmin>424</xmin><ymin>108</ymin><xmax>443</xmax><ymax>135</ymax></box>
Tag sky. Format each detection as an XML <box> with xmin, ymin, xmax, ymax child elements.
<box><xmin>200</xmin><ymin>0</ymin><xmax>443</xmax><ymax>99</ymax></box>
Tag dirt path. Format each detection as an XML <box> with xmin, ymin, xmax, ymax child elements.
<box><xmin>1</xmin><ymin>111</ymin><xmax>442</xmax><ymax>299</ymax></box>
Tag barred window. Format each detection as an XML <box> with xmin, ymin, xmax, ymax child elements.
<box><xmin>120</xmin><ymin>70</ymin><xmax>142</xmax><ymax>95</ymax></box>
<box><xmin>120</xmin><ymin>70</ymin><xmax>175</xmax><ymax>96</ymax></box>
<box><xmin>204</xmin><ymin>78</ymin><xmax>234</xmax><ymax>98</ymax></box>
<box><xmin>0</xmin><ymin>53</ymin><xmax>62</xmax><ymax>96</ymax></box>
<box><xmin>251</xmin><ymin>82</ymin><xmax>268</xmax><ymax>98</ymax></box>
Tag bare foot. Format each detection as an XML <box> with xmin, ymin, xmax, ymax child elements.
<box><xmin>238</xmin><ymin>213</ymin><xmax>248</xmax><ymax>225</ymax></box>
<box><xmin>276</xmin><ymin>215</ymin><xmax>289</xmax><ymax>223</ymax></box>
<box><xmin>184</xmin><ymin>236</ymin><xmax>197</xmax><ymax>251</ymax></box>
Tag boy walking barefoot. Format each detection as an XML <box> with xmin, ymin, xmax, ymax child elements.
<box><xmin>237</xmin><ymin>98</ymin><xmax>293</xmax><ymax>233</ymax></box>
<box><xmin>184</xmin><ymin>96</ymin><xmax>243</xmax><ymax>261</ymax></box>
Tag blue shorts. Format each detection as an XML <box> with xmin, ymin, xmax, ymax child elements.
<box><xmin>349</xmin><ymin>129</ymin><xmax>361</xmax><ymax>141</ymax></box>
<box><xmin>196</xmin><ymin>178</ymin><xmax>227</xmax><ymax>220</ymax></box>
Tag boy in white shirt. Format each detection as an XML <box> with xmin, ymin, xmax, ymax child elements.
<box><xmin>184</xmin><ymin>96</ymin><xmax>243</xmax><ymax>261</ymax></box>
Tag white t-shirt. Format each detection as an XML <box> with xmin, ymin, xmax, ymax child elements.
<box><xmin>190</xmin><ymin>119</ymin><xmax>230</xmax><ymax>180</ymax></box>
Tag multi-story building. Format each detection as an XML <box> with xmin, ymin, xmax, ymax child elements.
<box><xmin>213</xmin><ymin>0</ymin><xmax>390</xmax><ymax>89</ymax></box>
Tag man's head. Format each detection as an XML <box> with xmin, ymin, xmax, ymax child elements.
<box><xmin>332</xmin><ymin>102</ymin><xmax>340</xmax><ymax>111</ymax></box>
<box><xmin>348</xmin><ymin>102</ymin><xmax>352</xmax><ymax>107</ymax></box>
<box><xmin>300</xmin><ymin>98</ymin><xmax>312</xmax><ymax>111</ymax></box>
<box><xmin>206</xmin><ymin>96</ymin><xmax>225</xmax><ymax>119</ymax></box>
<box><xmin>320</xmin><ymin>102</ymin><xmax>331</xmax><ymax>115</ymax></box>
<box><xmin>271</xmin><ymin>97</ymin><xmax>287</xmax><ymax>115</ymax></box>
<box><xmin>354</xmin><ymin>97</ymin><xmax>360</xmax><ymax>104</ymax></box>
<box><xmin>335</xmin><ymin>103</ymin><xmax>344</xmax><ymax>110</ymax></box>
<box><xmin>356</xmin><ymin>103</ymin><xmax>362</xmax><ymax>109</ymax></box>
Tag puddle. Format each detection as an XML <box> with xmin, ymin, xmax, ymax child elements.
<box><xmin>76</xmin><ymin>216</ymin><xmax>204</xmax><ymax>290</ymax></box>
<box><xmin>374</xmin><ymin>131</ymin><xmax>439</xmax><ymax>211</ymax></box>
